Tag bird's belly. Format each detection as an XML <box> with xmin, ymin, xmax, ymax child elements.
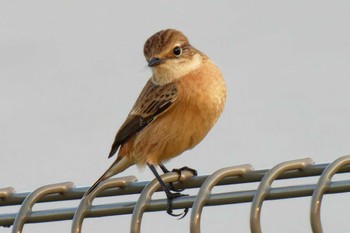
<box><xmin>129</xmin><ymin>64</ymin><xmax>226</xmax><ymax>165</ymax></box>
<box><xmin>130</xmin><ymin>98</ymin><xmax>221</xmax><ymax>164</ymax></box>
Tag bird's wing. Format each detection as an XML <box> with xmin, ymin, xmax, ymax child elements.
<box><xmin>108</xmin><ymin>80</ymin><xmax>178</xmax><ymax>158</ymax></box>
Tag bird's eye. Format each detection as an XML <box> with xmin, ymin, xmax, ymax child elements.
<box><xmin>173</xmin><ymin>46</ymin><xmax>182</xmax><ymax>57</ymax></box>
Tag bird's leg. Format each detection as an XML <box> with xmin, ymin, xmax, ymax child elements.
<box><xmin>159</xmin><ymin>163</ymin><xmax>183</xmax><ymax>192</ymax></box>
<box><xmin>148</xmin><ymin>164</ymin><xmax>188</xmax><ymax>218</ymax></box>
<box><xmin>159</xmin><ymin>163</ymin><xmax>171</xmax><ymax>173</ymax></box>
<box><xmin>159</xmin><ymin>164</ymin><xmax>198</xmax><ymax>192</ymax></box>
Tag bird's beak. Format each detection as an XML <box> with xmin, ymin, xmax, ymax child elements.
<box><xmin>148</xmin><ymin>57</ymin><xmax>163</xmax><ymax>67</ymax></box>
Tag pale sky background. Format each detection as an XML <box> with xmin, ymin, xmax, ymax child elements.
<box><xmin>1</xmin><ymin>1</ymin><xmax>350</xmax><ymax>233</ymax></box>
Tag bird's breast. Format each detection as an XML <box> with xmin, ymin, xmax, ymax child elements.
<box><xmin>129</xmin><ymin>59</ymin><xmax>226</xmax><ymax>164</ymax></box>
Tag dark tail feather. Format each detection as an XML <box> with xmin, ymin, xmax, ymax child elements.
<box><xmin>84</xmin><ymin>169</ymin><xmax>110</xmax><ymax>196</ymax></box>
<box><xmin>83</xmin><ymin>156</ymin><xmax>134</xmax><ymax>197</ymax></box>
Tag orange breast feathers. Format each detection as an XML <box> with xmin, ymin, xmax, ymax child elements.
<box><xmin>119</xmin><ymin>58</ymin><xmax>226</xmax><ymax>165</ymax></box>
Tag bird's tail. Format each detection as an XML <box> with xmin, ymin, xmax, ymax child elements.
<box><xmin>84</xmin><ymin>156</ymin><xmax>134</xmax><ymax>197</ymax></box>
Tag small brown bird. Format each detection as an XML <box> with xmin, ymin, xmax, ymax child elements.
<box><xmin>85</xmin><ymin>29</ymin><xmax>226</xmax><ymax>216</ymax></box>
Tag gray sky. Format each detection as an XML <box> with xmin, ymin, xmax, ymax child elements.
<box><xmin>1</xmin><ymin>1</ymin><xmax>350</xmax><ymax>232</ymax></box>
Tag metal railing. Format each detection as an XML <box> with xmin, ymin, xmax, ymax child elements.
<box><xmin>1</xmin><ymin>155</ymin><xmax>350</xmax><ymax>233</ymax></box>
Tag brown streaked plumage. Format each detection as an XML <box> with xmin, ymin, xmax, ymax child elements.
<box><xmin>85</xmin><ymin>28</ymin><xmax>226</xmax><ymax>197</ymax></box>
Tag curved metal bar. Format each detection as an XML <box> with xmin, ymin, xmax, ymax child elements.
<box><xmin>310</xmin><ymin>155</ymin><xmax>350</xmax><ymax>233</ymax></box>
<box><xmin>250</xmin><ymin>158</ymin><xmax>314</xmax><ymax>233</ymax></box>
<box><xmin>130</xmin><ymin>170</ymin><xmax>195</xmax><ymax>233</ymax></box>
<box><xmin>0</xmin><ymin>187</ymin><xmax>16</xmax><ymax>200</ymax></box>
<box><xmin>71</xmin><ymin>176</ymin><xmax>136</xmax><ymax>233</ymax></box>
<box><xmin>11</xmin><ymin>182</ymin><xmax>74</xmax><ymax>233</ymax></box>
<box><xmin>190</xmin><ymin>164</ymin><xmax>254</xmax><ymax>233</ymax></box>
<box><xmin>4</xmin><ymin>163</ymin><xmax>350</xmax><ymax>208</ymax></box>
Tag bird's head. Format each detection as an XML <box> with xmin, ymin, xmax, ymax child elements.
<box><xmin>144</xmin><ymin>29</ymin><xmax>204</xmax><ymax>85</ymax></box>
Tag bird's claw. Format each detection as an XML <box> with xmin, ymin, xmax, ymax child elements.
<box><xmin>169</xmin><ymin>166</ymin><xmax>198</xmax><ymax>192</ymax></box>
<box><xmin>169</xmin><ymin>182</ymin><xmax>185</xmax><ymax>192</ymax></box>
<box><xmin>172</xmin><ymin>166</ymin><xmax>198</xmax><ymax>176</ymax></box>
<box><xmin>167</xmin><ymin>207</ymin><xmax>189</xmax><ymax>219</ymax></box>
<box><xmin>166</xmin><ymin>192</ymin><xmax>189</xmax><ymax>219</ymax></box>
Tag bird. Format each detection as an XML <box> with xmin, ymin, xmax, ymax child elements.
<box><xmin>84</xmin><ymin>28</ymin><xmax>226</xmax><ymax>216</ymax></box>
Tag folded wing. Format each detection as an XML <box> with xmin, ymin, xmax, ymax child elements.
<box><xmin>108</xmin><ymin>80</ymin><xmax>178</xmax><ymax>158</ymax></box>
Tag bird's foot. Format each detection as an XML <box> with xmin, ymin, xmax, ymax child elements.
<box><xmin>166</xmin><ymin>191</ymin><xmax>189</xmax><ymax>219</ymax></box>
<box><xmin>165</xmin><ymin>167</ymin><xmax>197</xmax><ymax>218</ymax></box>
<box><xmin>169</xmin><ymin>166</ymin><xmax>198</xmax><ymax>192</ymax></box>
<box><xmin>172</xmin><ymin>166</ymin><xmax>198</xmax><ymax>176</ymax></box>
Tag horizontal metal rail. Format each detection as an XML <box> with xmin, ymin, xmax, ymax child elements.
<box><xmin>1</xmin><ymin>156</ymin><xmax>350</xmax><ymax>233</ymax></box>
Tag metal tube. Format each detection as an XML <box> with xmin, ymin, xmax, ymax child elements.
<box><xmin>190</xmin><ymin>165</ymin><xmax>253</xmax><ymax>233</ymax></box>
<box><xmin>71</xmin><ymin>176</ymin><xmax>136</xmax><ymax>233</ymax></box>
<box><xmin>3</xmin><ymin>163</ymin><xmax>350</xmax><ymax>207</ymax></box>
<box><xmin>0</xmin><ymin>187</ymin><xmax>15</xmax><ymax>200</ymax></box>
<box><xmin>11</xmin><ymin>182</ymin><xmax>74</xmax><ymax>233</ymax></box>
<box><xmin>1</xmin><ymin>179</ymin><xmax>350</xmax><ymax>227</ymax></box>
<box><xmin>310</xmin><ymin>155</ymin><xmax>350</xmax><ymax>233</ymax></box>
<box><xmin>130</xmin><ymin>170</ymin><xmax>195</xmax><ymax>233</ymax></box>
<box><xmin>250</xmin><ymin>158</ymin><xmax>314</xmax><ymax>233</ymax></box>
<box><xmin>2</xmin><ymin>158</ymin><xmax>350</xmax><ymax>232</ymax></box>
